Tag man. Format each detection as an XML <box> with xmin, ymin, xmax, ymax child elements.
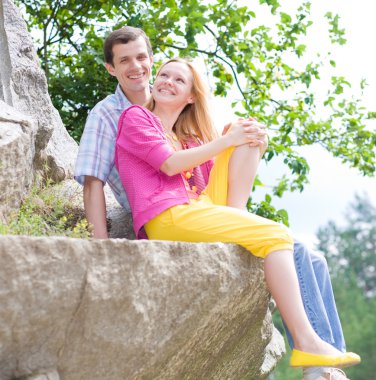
<box><xmin>74</xmin><ymin>26</ymin><xmax>349</xmax><ymax>380</ymax></box>
<box><xmin>75</xmin><ymin>26</ymin><xmax>153</xmax><ymax>239</ymax></box>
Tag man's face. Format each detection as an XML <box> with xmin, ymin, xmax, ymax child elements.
<box><xmin>105</xmin><ymin>37</ymin><xmax>153</xmax><ymax>97</ymax></box>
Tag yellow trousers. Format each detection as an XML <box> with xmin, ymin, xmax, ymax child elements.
<box><xmin>145</xmin><ymin>148</ymin><xmax>294</xmax><ymax>258</ymax></box>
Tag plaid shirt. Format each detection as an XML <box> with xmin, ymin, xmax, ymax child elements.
<box><xmin>74</xmin><ymin>85</ymin><xmax>131</xmax><ymax>211</ymax></box>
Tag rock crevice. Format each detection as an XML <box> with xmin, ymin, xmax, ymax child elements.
<box><xmin>0</xmin><ymin>0</ymin><xmax>78</xmax><ymax>182</ymax></box>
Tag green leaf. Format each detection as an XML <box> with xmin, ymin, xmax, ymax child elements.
<box><xmin>15</xmin><ymin>0</ymin><xmax>376</xmax><ymax>227</ymax></box>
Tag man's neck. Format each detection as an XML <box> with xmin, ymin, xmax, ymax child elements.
<box><xmin>121</xmin><ymin>87</ymin><xmax>151</xmax><ymax>106</ymax></box>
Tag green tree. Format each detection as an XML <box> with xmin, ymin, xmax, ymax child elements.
<box><xmin>272</xmin><ymin>194</ymin><xmax>376</xmax><ymax>379</ymax></box>
<box><xmin>330</xmin><ymin>275</ymin><xmax>376</xmax><ymax>380</ymax></box>
<box><xmin>271</xmin><ymin>275</ymin><xmax>376</xmax><ymax>380</ymax></box>
<box><xmin>316</xmin><ymin>193</ymin><xmax>376</xmax><ymax>296</ymax></box>
<box><xmin>315</xmin><ymin>193</ymin><xmax>376</xmax><ymax>379</ymax></box>
<box><xmin>16</xmin><ymin>0</ymin><xmax>376</xmax><ymax>220</ymax></box>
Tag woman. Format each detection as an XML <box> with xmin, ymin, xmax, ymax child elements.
<box><xmin>115</xmin><ymin>58</ymin><xmax>360</xmax><ymax>372</ymax></box>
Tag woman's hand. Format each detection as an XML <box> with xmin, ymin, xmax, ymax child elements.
<box><xmin>160</xmin><ymin>117</ymin><xmax>268</xmax><ymax>176</ymax></box>
<box><xmin>224</xmin><ymin>118</ymin><xmax>267</xmax><ymax>147</ymax></box>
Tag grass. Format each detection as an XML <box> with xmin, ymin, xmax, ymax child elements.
<box><xmin>0</xmin><ymin>178</ymin><xmax>91</xmax><ymax>238</ymax></box>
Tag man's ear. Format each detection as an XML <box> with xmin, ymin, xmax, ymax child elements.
<box><xmin>105</xmin><ymin>63</ymin><xmax>116</xmax><ymax>77</ymax></box>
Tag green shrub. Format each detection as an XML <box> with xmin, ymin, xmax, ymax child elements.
<box><xmin>0</xmin><ymin>179</ymin><xmax>91</xmax><ymax>238</ymax></box>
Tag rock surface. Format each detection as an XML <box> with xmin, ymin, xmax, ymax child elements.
<box><xmin>0</xmin><ymin>101</ymin><xmax>36</xmax><ymax>221</ymax></box>
<box><xmin>0</xmin><ymin>235</ymin><xmax>285</xmax><ymax>380</ymax></box>
<box><xmin>0</xmin><ymin>0</ymin><xmax>78</xmax><ymax>181</ymax></box>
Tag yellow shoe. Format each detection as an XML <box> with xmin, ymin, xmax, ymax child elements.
<box><xmin>290</xmin><ymin>349</ymin><xmax>361</xmax><ymax>368</ymax></box>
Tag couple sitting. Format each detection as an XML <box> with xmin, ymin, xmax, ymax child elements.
<box><xmin>75</xmin><ymin>26</ymin><xmax>360</xmax><ymax>380</ymax></box>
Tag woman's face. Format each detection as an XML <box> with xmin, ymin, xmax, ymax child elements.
<box><xmin>152</xmin><ymin>61</ymin><xmax>194</xmax><ymax>108</ymax></box>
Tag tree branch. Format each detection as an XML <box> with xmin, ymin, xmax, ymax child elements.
<box><xmin>162</xmin><ymin>42</ymin><xmax>248</xmax><ymax>100</ymax></box>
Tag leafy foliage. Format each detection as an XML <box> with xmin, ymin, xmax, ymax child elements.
<box><xmin>247</xmin><ymin>192</ymin><xmax>290</xmax><ymax>226</ymax></box>
<box><xmin>331</xmin><ymin>275</ymin><xmax>376</xmax><ymax>380</ymax></box>
<box><xmin>16</xmin><ymin>0</ymin><xmax>376</xmax><ymax>221</ymax></box>
<box><xmin>0</xmin><ymin>179</ymin><xmax>91</xmax><ymax>238</ymax></box>
<box><xmin>314</xmin><ymin>193</ymin><xmax>376</xmax><ymax>378</ymax></box>
<box><xmin>272</xmin><ymin>276</ymin><xmax>376</xmax><ymax>380</ymax></box>
<box><xmin>316</xmin><ymin>193</ymin><xmax>376</xmax><ymax>296</ymax></box>
<box><xmin>272</xmin><ymin>194</ymin><xmax>376</xmax><ymax>379</ymax></box>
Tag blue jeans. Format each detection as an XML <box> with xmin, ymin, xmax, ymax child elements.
<box><xmin>283</xmin><ymin>240</ymin><xmax>346</xmax><ymax>352</ymax></box>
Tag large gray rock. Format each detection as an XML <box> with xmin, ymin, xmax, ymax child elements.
<box><xmin>0</xmin><ymin>3</ymin><xmax>287</xmax><ymax>379</ymax></box>
<box><xmin>0</xmin><ymin>235</ymin><xmax>285</xmax><ymax>380</ymax></box>
<box><xmin>0</xmin><ymin>101</ymin><xmax>36</xmax><ymax>221</ymax></box>
<box><xmin>0</xmin><ymin>0</ymin><xmax>78</xmax><ymax>182</ymax></box>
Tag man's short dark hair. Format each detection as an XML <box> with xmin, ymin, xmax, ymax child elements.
<box><xmin>104</xmin><ymin>26</ymin><xmax>152</xmax><ymax>65</ymax></box>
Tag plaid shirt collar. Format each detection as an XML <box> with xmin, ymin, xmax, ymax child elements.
<box><xmin>115</xmin><ymin>84</ymin><xmax>132</xmax><ymax>110</ymax></box>
<box><xmin>115</xmin><ymin>83</ymin><xmax>153</xmax><ymax>109</ymax></box>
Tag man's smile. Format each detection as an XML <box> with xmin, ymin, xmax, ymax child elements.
<box><xmin>128</xmin><ymin>73</ymin><xmax>145</xmax><ymax>79</ymax></box>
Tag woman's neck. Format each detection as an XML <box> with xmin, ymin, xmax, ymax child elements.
<box><xmin>153</xmin><ymin>104</ymin><xmax>184</xmax><ymax>132</ymax></box>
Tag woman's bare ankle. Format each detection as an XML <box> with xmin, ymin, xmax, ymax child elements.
<box><xmin>294</xmin><ymin>337</ymin><xmax>342</xmax><ymax>356</ymax></box>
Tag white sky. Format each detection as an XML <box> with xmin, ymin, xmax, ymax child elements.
<box><xmin>210</xmin><ymin>0</ymin><xmax>376</xmax><ymax>248</ymax></box>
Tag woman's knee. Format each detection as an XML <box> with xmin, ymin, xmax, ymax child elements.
<box><xmin>277</xmin><ymin>223</ymin><xmax>294</xmax><ymax>245</ymax></box>
<box><xmin>262</xmin><ymin>223</ymin><xmax>294</xmax><ymax>257</ymax></box>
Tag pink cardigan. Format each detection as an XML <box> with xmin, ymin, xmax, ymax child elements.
<box><xmin>115</xmin><ymin>105</ymin><xmax>213</xmax><ymax>239</ymax></box>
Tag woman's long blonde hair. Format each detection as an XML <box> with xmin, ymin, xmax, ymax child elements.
<box><xmin>145</xmin><ymin>58</ymin><xmax>218</xmax><ymax>143</ymax></box>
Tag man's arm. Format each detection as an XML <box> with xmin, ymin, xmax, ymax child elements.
<box><xmin>83</xmin><ymin>176</ymin><xmax>108</xmax><ymax>239</ymax></box>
